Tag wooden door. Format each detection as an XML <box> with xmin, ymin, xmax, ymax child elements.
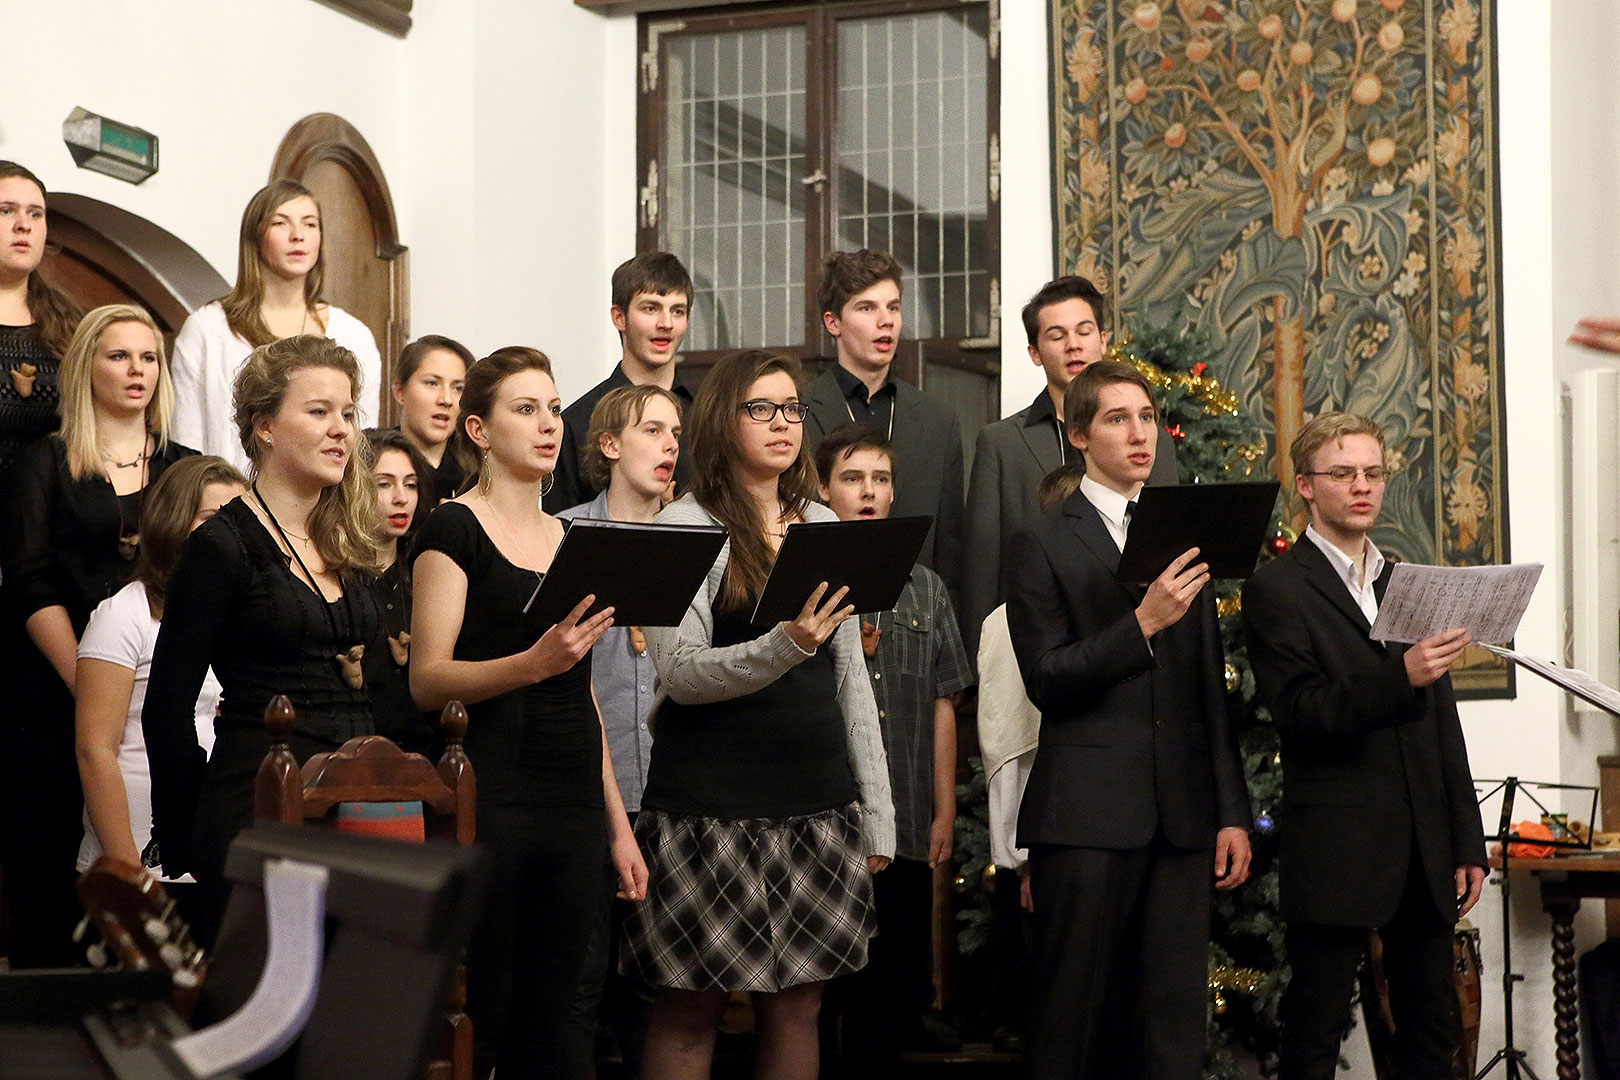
<box><xmin>271</xmin><ymin>114</ymin><xmax>409</xmax><ymax>424</ymax></box>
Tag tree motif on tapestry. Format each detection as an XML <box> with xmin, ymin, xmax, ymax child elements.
<box><xmin>1052</xmin><ymin>0</ymin><xmax>1506</xmax><ymax>693</ymax></box>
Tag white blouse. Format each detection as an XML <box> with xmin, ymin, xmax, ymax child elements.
<box><xmin>169</xmin><ymin>300</ymin><xmax>382</xmax><ymax>470</ymax></box>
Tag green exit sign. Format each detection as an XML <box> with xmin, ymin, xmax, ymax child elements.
<box><xmin>63</xmin><ymin>106</ymin><xmax>159</xmax><ymax>184</ymax></box>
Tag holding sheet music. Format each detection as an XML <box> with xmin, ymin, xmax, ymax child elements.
<box><xmin>1242</xmin><ymin>412</ymin><xmax>1487</xmax><ymax>1080</ymax></box>
<box><xmin>624</xmin><ymin>349</ymin><xmax>895</xmax><ymax>1080</ymax></box>
<box><xmin>409</xmin><ymin>347</ymin><xmax>645</xmax><ymax>1080</ymax></box>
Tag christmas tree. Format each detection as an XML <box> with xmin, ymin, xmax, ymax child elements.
<box><xmin>954</xmin><ymin>317</ymin><xmax>1291</xmax><ymax>1078</ymax></box>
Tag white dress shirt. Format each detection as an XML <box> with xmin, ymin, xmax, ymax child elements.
<box><xmin>1079</xmin><ymin>473</ymin><xmax>1142</xmax><ymax>552</ymax></box>
<box><xmin>1304</xmin><ymin>524</ymin><xmax>1386</xmax><ymax>624</ymax></box>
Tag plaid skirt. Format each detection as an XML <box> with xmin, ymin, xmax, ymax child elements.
<box><xmin>621</xmin><ymin>802</ymin><xmax>876</xmax><ymax>993</ymax></box>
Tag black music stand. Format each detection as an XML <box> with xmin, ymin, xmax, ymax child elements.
<box><xmin>1472</xmin><ymin>776</ymin><xmax>1597</xmax><ymax>1080</ymax></box>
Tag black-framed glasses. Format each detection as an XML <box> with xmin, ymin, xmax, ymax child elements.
<box><xmin>1301</xmin><ymin>465</ymin><xmax>1390</xmax><ymax>484</ymax></box>
<box><xmin>739</xmin><ymin>400</ymin><xmax>810</xmax><ymax>423</ymax></box>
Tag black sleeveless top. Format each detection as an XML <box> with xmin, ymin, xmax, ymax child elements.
<box><xmin>413</xmin><ymin>501</ymin><xmax>602</xmax><ymax>810</ymax></box>
<box><xmin>642</xmin><ymin>601</ymin><xmax>858</xmax><ymax>820</ymax></box>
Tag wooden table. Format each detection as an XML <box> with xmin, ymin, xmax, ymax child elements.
<box><xmin>1490</xmin><ymin>852</ymin><xmax>1620</xmax><ymax>1080</ymax></box>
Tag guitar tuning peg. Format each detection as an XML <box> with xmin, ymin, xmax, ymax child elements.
<box><xmin>144</xmin><ymin>917</ymin><xmax>172</xmax><ymax>944</ymax></box>
<box><xmin>72</xmin><ymin>915</ymin><xmax>91</xmax><ymax>943</ymax></box>
<box><xmin>86</xmin><ymin>942</ymin><xmax>109</xmax><ymax>968</ymax></box>
<box><xmin>159</xmin><ymin>943</ymin><xmax>183</xmax><ymax>969</ymax></box>
<box><xmin>172</xmin><ymin>969</ymin><xmax>200</xmax><ymax>989</ymax></box>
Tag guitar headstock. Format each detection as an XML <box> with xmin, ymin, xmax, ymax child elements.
<box><xmin>76</xmin><ymin>856</ymin><xmax>207</xmax><ymax>1002</ymax></box>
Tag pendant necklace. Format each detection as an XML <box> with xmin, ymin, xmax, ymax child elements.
<box><xmin>113</xmin><ymin>436</ymin><xmax>151</xmax><ymax>561</ymax></box>
<box><xmin>254</xmin><ymin>483</ymin><xmax>365</xmax><ymax>689</ymax></box>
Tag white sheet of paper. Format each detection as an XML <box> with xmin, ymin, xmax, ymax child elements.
<box><xmin>1367</xmin><ymin>562</ymin><xmax>1542</xmax><ymax>644</ymax></box>
<box><xmin>1482</xmin><ymin>644</ymin><xmax>1620</xmax><ymax>717</ymax></box>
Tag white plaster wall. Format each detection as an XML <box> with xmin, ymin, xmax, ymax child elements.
<box><xmin>2</xmin><ymin>2</ymin><xmax>1606</xmax><ymax>1075</ymax></box>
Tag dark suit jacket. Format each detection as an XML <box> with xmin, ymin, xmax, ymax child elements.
<box><xmin>1006</xmin><ymin>490</ymin><xmax>1249</xmax><ymax>852</ymax></box>
<box><xmin>803</xmin><ymin>368</ymin><xmax>964</xmax><ymax>596</ymax></box>
<box><xmin>1242</xmin><ymin>535</ymin><xmax>1488</xmax><ymax>927</ymax></box>
<box><xmin>544</xmin><ymin>364</ymin><xmax>696</xmax><ymax>513</ymax></box>
<box><xmin>962</xmin><ymin>388</ymin><xmax>1178</xmax><ymax>657</ymax></box>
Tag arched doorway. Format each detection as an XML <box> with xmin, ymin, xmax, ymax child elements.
<box><xmin>37</xmin><ymin>194</ymin><xmax>229</xmax><ymax>350</ymax></box>
<box><xmin>271</xmin><ymin>113</ymin><xmax>409</xmax><ymax>424</ymax></box>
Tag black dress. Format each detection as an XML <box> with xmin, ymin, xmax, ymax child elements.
<box><xmin>0</xmin><ymin>435</ymin><xmax>195</xmax><ymax>968</ymax></box>
<box><xmin>142</xmin><ymin>498</ymin><xmax>379</xmax><ymax>937</ymax></box>
<box><xmin>363</xmin><ymin>556</ymin><xmax>439</xmax><ymax>757</ymax></box>
<box><xmin>412</xmin><ymin>501</ymin><xmax>605</xmax><ymax>1080</ymax></box>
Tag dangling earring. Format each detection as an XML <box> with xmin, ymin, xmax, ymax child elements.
<box><xmin>540</xmin><ymin>472</ymin><xmax>554</xmax><ymax>498</ymax></box>
<box><xmin>478</xmin><ymin>448</ymin><xmax>492</xmax><ymax>495</ymax></box>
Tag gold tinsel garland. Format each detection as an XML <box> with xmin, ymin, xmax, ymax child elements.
<box><xmin>1106</xmin><ymin>338</ymin><xmax>1265</xmax><ymax>475</ymax></box>
<box><xmin>1209</xmin><ymin>964</ymin><xmax>1269</xmax><ymax>1013</ymax></box>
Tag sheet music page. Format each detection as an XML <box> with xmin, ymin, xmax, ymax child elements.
<box><xmin>1367</xmin><ymin>562</ymin><xmax>1542</xmax><ymax>644</ymax></box>
<box><xmin>1481</xmin><ymin>644</ymin><xmax>1620</xmax><ymax>717</ymax></box>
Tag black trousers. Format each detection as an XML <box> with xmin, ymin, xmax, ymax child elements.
<box><xmin>2</xmin><ymin>717</ymin><xmax>86</xmax><ymax>969</ymax></box>
<box><xmin>1027</xmin><ymin>835</ymin><xmax>1212</xmax><ymax>1080</ymax></box>
<box><xmin>468</xmin><ymin>802</ymin><xmax>606</xmax><ymax>1080</ymax></box>
<box><xmin>1279</xmin><ymin>850</ymin><xmax>1459</xmax><ymax>1080</ymax></box>
<box><xmin>840</xmin><ymin>856</ymin><xmax>935</xmax><ymax>1069</ymax></box>
<box><xmin>571</xmin><ymin>812</ymin><xmax>652</xmax><ymax>1075</ymax></box>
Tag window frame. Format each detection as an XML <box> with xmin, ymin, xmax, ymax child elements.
<box><xmin>635</xmin><ymin>0</ymin><xmax>1001</xmax><ymax>400</ymax></box>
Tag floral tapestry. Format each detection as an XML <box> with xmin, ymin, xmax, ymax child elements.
<box><xmin>1051</xmin><ymin>0</ymin><xmax>1508</xmax><ymax>694</ymax></box>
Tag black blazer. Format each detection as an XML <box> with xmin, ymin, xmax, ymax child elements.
<box><xmin>1242</xmin><ymin>534</ymin><xmax>1488</xmax><ymax>927</ymax></box>
<box><xmin>803</xmin><ymin>368</ymin><xmax>964</xmax><ymax>597</ymax></box>
<box><xmin>962</xmin><ymin>387</ymin><xmax>1179</xmax><ymax>658</ymax></box>
<box><xmin>1006</xmin><ymin>490</ymin><xmax>1249</xmax><ymax>851</ymax></box>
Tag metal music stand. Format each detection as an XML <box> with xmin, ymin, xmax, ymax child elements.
<box><xmin>1472</xmin><ymin>776</ymin><xmax>1599</xmax><ymax>1080</ymax></box>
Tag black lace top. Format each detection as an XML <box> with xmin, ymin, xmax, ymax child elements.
<box><xmin>0</xmin><ymin>323</ymin><xmax>61</xmax><ymax>472</ymax></box>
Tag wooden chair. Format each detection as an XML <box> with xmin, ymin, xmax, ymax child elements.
<box><xmin>253</xmin><ymin>694</ymin><xmax>476</xmax><ymax>1080</ymax></box>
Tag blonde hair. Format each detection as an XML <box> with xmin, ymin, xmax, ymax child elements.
<box><xmin>1289</xmin><ymin>412</ymin><xmax>1385</xmax><ymax>477</ymax></box>
<box><xmin>57</xmin><ymin>304</ymin><xmax>174</xmax><ymax>479</ymax></box>
<box><xmin>220</xmin><ymin>179</ymin><xmax>326</xmax><ymax>348</ymax></box>
<box><xmin>583</xmin><ymin>384</ymin><xmax>682</xmax><ymax>491</ymax></box>
<box><xmin>233</xmin><ymin>334</ymin><xmax>382</xmax><ymax>574</ymax></box>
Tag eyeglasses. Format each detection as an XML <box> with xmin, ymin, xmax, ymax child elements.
<box><xmin>1301</xmin><ymin>465</ymin><xmax>1390</xmax><ymax>484</ymax></box>
<box><xmin>739</xmin><ymin>400</ymin><xmax>810</xmax><ymax>423</ymax></box>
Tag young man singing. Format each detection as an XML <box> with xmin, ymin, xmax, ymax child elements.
<box><xmin>815</xmin><ymin>423</ymin><xmax>974</xmax><ymax>1071</ymax></box>
<box><xmin>963</xmin><ymin>275</ymin><xmax>1178</xmax><ymax>656</ymax></box>
<box><xmin>546</xmin><ymin>251</ymin><xmax>694</xmax><ymax>511</ymax></box>
<box><xmin>1242</xmin><ymin>413</ymin><xmax>1487</xmax><ymax>1080</ymax></box>
<box><xmin>803</xmin><ymin>250</ymin><xmax>965</xmax><ymax>598</ymax></box>
<box><xmin>1007</xmin><ymin>361</ymin><xmax>1250</xmax><ymax>1080</ymax></box>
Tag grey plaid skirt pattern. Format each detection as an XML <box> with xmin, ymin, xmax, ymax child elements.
<box><xmin>622</xmin><ymin>803</ymin><xmax>876</xmax><ymax>992</ymax></box>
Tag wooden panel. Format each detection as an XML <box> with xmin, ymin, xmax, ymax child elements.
<box><xmin>313</xmin><ymin>0</ymin><xmax>411</xmax><ymax>35</ymax></box>
<box><xmin>304</xmin><ymin>158</ymin><xmax>391</xmax><ymax>369</ymax></box>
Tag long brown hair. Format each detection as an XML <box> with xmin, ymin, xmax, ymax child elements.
<box><xmin>233</xmin><ymin>335</ymin><xmax>381</xmax><ymax>574</ymax></box>
<box><xmin>688</xmin><ymin>349</ymin><xmax>816</xmax><ymax>611</ymax></box>
<box><xmin>57</xmin><ymin>304</ymin><xmax>175</xmax><ymax>479</ymax></box>
<box><xmin>451</xmin><ymin>346</ymin><xmax>555</xmax><ymax>489</ymax></box>
<box><xmin>219</xmin><ymin>179</ymin><xmax>326</xmax><ymax>348</ymax></box>
<box><xmin>135</xmin><ymin>455</ymin><xmax>247</xmax><ymax>619</ymax></box>
<box><xmin>0</xmin><ymin>161</ymin><xmax>82</xmax><ymax>357</ymax></box>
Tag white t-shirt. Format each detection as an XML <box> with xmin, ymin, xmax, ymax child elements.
<box><xmin>76</xmin><ymin>581</ymin><xmax>221</xmax><ymax>882</ymax></box>
<box><xmin>169</xmin><ymin>300</ymin><xmax>382</xmax><ymax>470</ymax></box>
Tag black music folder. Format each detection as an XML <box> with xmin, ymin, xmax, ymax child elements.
<box><xmin>527</xmin><ymin>519</ymin><xmax>727</xmax><ymax>626</ymax></box>
<box><xmin>750</xmin><ymin>515</ymin><xmax>932</xmax><ymax>626</ymax></box>
<box><xmin>1114</xmin><ymin>481</ymin><xmax>1280</xmax><ymax>583</ymax></box>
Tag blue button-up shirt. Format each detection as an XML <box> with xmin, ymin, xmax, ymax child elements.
<box><xmin>556</xmin><ymin>492</ymin><xmax>655</xmax><ymax>812</ymax></box>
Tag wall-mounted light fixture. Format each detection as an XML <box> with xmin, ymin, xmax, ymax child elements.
<box><xmin>63</xmin><ymin>106</ymin><xmax>159</xmax><ymax>185</ymax></box>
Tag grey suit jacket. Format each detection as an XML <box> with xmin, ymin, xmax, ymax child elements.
<box><xmin>962</xmin><ymin>389</ymin><xmax>1178</xmax><ymax>657</ymax></box>
<box><xmin>803</xmin><ymin>368</ymin><xmax>964</xmax><ymax>598</ymax></box>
